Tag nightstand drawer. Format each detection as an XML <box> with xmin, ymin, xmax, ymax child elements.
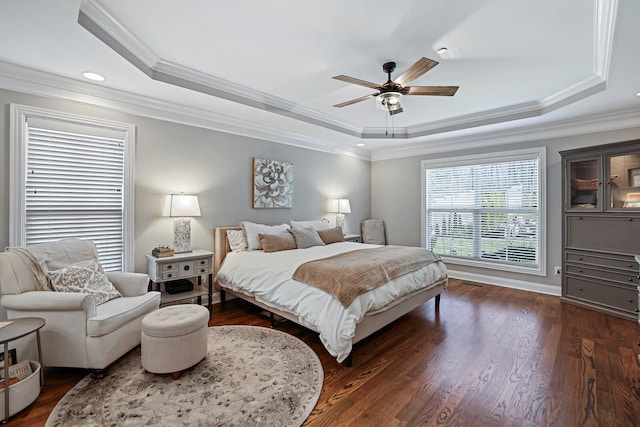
<box><xmin>177</xmin><ymin>261</ymin><xmax>195</xmax><ymax>278</ymax></box>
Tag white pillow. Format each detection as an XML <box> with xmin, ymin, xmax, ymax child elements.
<box><xmin>240</xmin><ymin>221</ymin><xmax>291</xmax><ymax>251</ymax></box>
<box><xmin>290</xmin><ymin>219</ymin><xmax>331</xmax><ymax>231</ymax></box>
<box><xmin>226</xmin><ymin>229</ymin><xmax>248</xmax><ymax>252</ymax></box>
<box><xmin>47</xmin><ymin>259</ymin><xmax>122</xmax><ymax>305</ymax></box>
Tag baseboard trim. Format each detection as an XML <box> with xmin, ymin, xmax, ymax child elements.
<box><xmin>447</xmin><ymin>269</ymin><xmax>562</xmax><ymax>296</ymax></box>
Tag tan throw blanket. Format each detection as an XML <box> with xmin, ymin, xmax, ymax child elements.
<box><xmin>292</xmin><ymin>246</ymin><xmax>442</xmax><ymax>307</ymax></box>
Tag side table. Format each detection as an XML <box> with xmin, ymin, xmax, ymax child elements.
<box><xmin>0</xmin><ymin>317</ymin><xmax>45</xmax><ymax>422</ymax></box>
<box><xmin>344</xmin><ymin>234</ymin><xmax>361</xmax><ymax>243</ymax></box>
<box><xmin>146</xmin><ymin>249</ymin><xmax>213</xmax><ymax>313</ymax></box>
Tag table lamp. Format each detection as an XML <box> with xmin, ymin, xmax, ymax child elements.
<box><xmin>162</xmin><ymin>194</ymin><xmax>201</xmax><ymax>253</ymax></box>
<box><xmin>330</xmin><ymin>198</ymin><xmax>351</xmax><ymax>233</ymax></box>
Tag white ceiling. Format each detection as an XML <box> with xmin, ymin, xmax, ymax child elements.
<box><xmin>0</xmin><ymin>0</ymin><xmax>638</xmax><ymax>159</ymax></box>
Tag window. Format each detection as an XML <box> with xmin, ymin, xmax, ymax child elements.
<box><xmin>10</xmin><ymin>104</ymin><xmax>136</xmax><ymax>271</ymax></box>
<box><xmin>422</xmin><ymin>147</ymin><xmax>546</xmax><ymax>275</ymax></box>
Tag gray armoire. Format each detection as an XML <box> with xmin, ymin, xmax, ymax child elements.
<box><xmin>560</xmin><ymin>139</ymin><xmax>640</xmax><ymax>321</ymax></box>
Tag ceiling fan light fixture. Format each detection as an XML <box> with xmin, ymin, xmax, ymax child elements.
<box><xmin>376</xmin><ymin>92</ymin><xmax>403</xmax><ymax>115</ymax></box>
<box><xmin>436</xmin><ymin>47</ymin><xmax>448</xmax><ymax>55</ymax></box>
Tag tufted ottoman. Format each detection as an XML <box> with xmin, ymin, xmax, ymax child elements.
<box><xmin>141</xmin><ymin>304</ymin><xmax>209</xmax><ymax>379</ymax></box>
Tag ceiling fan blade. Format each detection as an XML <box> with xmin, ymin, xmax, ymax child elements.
<box><xmin>394</xmin><ymin>57</ymin><xmax>439</xmax><ymax>87</ymax></box>
<box><xmin>405</xmin><ymin>86</ymin><xmax>459</xmax><ymax>96</ymax></box>
<box><xmin>333</xmin><ymin>75</ymin><xmax>381</xmax><ymax>90</ymax></box>
<box><xmin>333</xmin><ymin>93</ymin><xmax>377</xmax><ymax>108</ymax></box>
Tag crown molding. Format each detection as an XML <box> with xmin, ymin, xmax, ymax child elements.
<box><xmin>78</xmin><ymin>0</ymin><xmax>618</xmax><ymax>140</ymax></box>
<box><xmin>0</xmin><ymin>60</ymin><xmax>370</xmax><ymax>160</ymax></box>
<box><xmin>371</xmin><ymin>107</ymin><xmax>640</xmax><ymax>161</ymax></box>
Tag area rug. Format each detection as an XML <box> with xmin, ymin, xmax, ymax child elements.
<box><xmin>46</xmin><ymin>325</ymin><xmax>323</xmax><ymax>426</ymax></box>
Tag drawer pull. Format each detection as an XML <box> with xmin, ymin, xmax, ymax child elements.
<box><xmin>579</xmin><ymin>257</ymin><xmax>583</xmax><ymax>261</ymax></box>
<box><xmin>167</xmin><ymin>265</ymin><xmax>173</xmax><ymax>269</ymax></box>
<box><xmin>628</xmin><ymin>218</ymin><xmax>633</xmax><ymax>221</ymax></box>
<box><xmin>629</xmin><ymin>278</ymin><xmax>633</xmax><ymax>282</ymax></box>
<box><xmin>578</xmin><ymin>269</ymin><xmax>583</xmax><ymax>273</ymax></box>
<box><xmin>578</xmin><ymin>288</ymin><xmax>584</xmax><ymax>291</ymax></box>
<box><xmin>183</xmin><ymin>265</ymin><xmax>190</xmax><ymax>271</ymax></box>
<box><xmin>629</xmin><ymin>299</ymin><xmax>634</xmax><ymax>303</ymax></box>
<box><xmin>167</xmin><ymin>273</ymin><xmax>173</xmax><ymax>278</ymax></box>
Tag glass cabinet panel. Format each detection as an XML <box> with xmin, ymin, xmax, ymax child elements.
<box><xmin>568</xmin><ymin>158</ymin><xmax>600</xmax><ymax>210</ymax></box>
<box><xmin>607</xmin><ymin>152</ymin><xmax>640</xmax><ymax>210</ymax></box>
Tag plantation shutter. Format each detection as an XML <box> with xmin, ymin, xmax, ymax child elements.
<box><xmin>425</xmin><ymin>154</ymin><xmax>541</xmax><ymax>270</ymax></box>
<box><xmin>25</xmin><ymin>122</ymin><xmax>126</xmax><ymax>271</ymax></box>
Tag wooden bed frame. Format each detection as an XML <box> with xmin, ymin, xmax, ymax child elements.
<box><xmin>213</xmin><ymin>226</ymin><xmax>446</xmax><ymax>365</ymax></box>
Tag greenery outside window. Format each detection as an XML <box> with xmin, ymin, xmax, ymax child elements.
<box><xmin>422</xmin><ymin>147</ymin><xmax>546</xmax><ymax>275</ymax></box>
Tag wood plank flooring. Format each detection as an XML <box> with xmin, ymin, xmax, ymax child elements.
<box><xmin>6</xmin><ymin>279</ymin><xmax>640</xmax><ymax>426</ymax></box>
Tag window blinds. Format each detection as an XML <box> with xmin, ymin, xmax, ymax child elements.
<box><xmin>25</xmin><ymin>126</ymin><xmax>125</xmax><ymax>271</ymax></box>
<box><xmin>425</xmin><ymin>156</ymin><xmax>540</xmax><ymax>269</ymax></box>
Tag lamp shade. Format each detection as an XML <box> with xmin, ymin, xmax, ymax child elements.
<box><xmin>330</xmin><ymin>198</ymin><xmax>351</xmax><ymax>214</ymax></box>
<box><xmin>162</xmin><ymin>194</ymin><xmax>201</xmax><ymax>217</ymax></box>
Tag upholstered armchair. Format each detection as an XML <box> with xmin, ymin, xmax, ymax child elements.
<box><xmin>361</xmin><ymin>219</ymin><xmax>386</xmax><ymax>245</ymax></box>
<box><xmin>0</xmin><ymin>239</ymin><xmax>160</xmax><ymax>371</ymax></box>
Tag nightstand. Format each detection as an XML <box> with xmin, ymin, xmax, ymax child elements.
<box><xmin>146</xmin><ymin>249</ymin><xmax>213</xmax><ymax>313</ymax></box>
<box><xmin>344</xmin><ymin>234</ymin><xmax>361</xmax><ymax>243</ymax></box>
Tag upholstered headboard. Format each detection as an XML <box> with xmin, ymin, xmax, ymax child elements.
<box><xmin>213</xmin><ymin>226</ymin><xmax>241</xmax><ymax>289</ymax></box>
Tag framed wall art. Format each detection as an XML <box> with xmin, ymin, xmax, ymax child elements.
<box><xmin>629</xmin><ymin>167</ymin><xmax>640</xmax><ymax>187</ymax></box>
<box><xmin>252</xmin><ymin>157</ymin><xmax>293</xmax><ymax>208</ymax></box>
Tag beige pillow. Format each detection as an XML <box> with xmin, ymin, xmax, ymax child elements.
<box><xmin>259</xmin><ymin>232</ymin><xmax>297</xmax><ymax>253</ymax></box>
<box><xmin>226</xmin><ymin>229</ymin><xmax>248</xmax><ymax>252</ymax></box>
<box><xmin>241</xmin><ymin>221</ymin><xmax>291</xmax><ymax>251</ymax></box>
<box><xmin>288</xmin><ymin>227</ymin><xmax>326</xmax><ymax>249</ymax></box>
<box><xmin>47</xmin><ymin>260</ymin><xmax>122</xmax><ymax>305</ymax></box>
<box><xmin>317</xmin><ymin>227</ymin><xmax>346</xmax><ymax>244</ymax></box>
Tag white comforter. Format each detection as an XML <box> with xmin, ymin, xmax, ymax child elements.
<box><xmin>216</xmin><ymin>242</ymin><xmax>447</xmax><ymax>362</ymax></box>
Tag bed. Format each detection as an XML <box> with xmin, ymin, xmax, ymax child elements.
<box><xmin>213</xmin><ymin>225</ymin><xmax>447</xmax><ymax>365</ymax></box>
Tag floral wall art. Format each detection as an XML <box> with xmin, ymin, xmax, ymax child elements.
<box><xmin>252</xmin><ymin>157</ymin><xmax>294</xmax><ymax>208</ymax></box>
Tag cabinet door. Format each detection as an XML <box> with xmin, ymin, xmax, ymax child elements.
<box><xmin>566</xmin><ymin>157</ymin><xmax>601</xmax><ymax>211</ymax></box>
<box><xmin>606</xmin><ymin>151</ymin><xmax>640</xmax><ymax>211</ymax></box>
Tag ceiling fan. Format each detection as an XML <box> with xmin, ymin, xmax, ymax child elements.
<box><xmin>333</xmin><ymin>57</ymin><xmax>459</xmax><ymax>115</ymax></box>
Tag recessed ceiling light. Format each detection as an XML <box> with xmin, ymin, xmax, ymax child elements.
<box><xmin>82</xmin><ymin>72</ymin><xmax>105</xmax><ymax>81</ymax></box>
<box><xmin>356</xmin><ymin>143</ymin><xmax>365</xmax><ymax>147</ymax></box>
<box><xmin>436</xmin><ymin>47</ymin><xmax>448</xmax><ymax>55</ymax></box>
<box><xmin>636</xmin><ymin>91</ymin><xmax>640</xmax><ymax>97</ymax></box>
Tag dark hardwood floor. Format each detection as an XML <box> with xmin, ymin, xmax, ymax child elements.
<box><xmin>7</xmin><ymin>279</ymin><xmax>640</xmax><ymax>426</ymax></box>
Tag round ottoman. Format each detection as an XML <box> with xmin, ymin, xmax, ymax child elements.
<box><xmin>141</xmin><ymin>304</ymin><xmax>209</xmax><ymax>379</ymax></box>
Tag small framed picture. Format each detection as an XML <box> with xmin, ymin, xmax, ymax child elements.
<box><xmin>629</xmin><ymin>168</ymin><xmax>640</xmax><ymax>187</ymax></box>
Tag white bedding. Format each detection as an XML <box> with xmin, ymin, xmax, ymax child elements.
<box><xmin>216</xmin><ymin>242</ymin><xmax>447</xmax><ymax>362</ymax></box>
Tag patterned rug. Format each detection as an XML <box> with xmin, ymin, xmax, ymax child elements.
<box><xmin>46</xmin><ymin>325</ymin><xmax>323</xmax><ymax>426</ymax></box>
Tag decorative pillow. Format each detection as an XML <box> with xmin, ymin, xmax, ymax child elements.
<box><xmin>226</xmin><ymin>229</ymin><xmax>248</xmax><ymax>252</ymax></box>
<box><xmin>290</xmin><ymin>219</ymin><xmax>331</xmax><ymax>231</ymax></box>
<box><xmin>288</xmin><ymin>226</ymin><xmax>326</xmax><ymax>249</ymax></box>
<box><xmin>47</xmin><ymin>260</ymin><xmax>122</xmax><ymax>305</ymax></box>
<box><xmin>259</xmin><ymin>232</ymin><xmax>297</xmax><ymax>253</ymax></box>
<box><xmin>317</xmin><ymin>227</ymin><xmax>346</xmax><ymax>244</ymax></box>
<box><xmin>241</xmin><ymin>222</ymin><xmax>291</xmax><ymax>251</ymax></box>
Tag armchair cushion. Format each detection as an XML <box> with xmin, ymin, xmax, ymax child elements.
<box><xmin>47</xmin><ymin>260</ymin><xmax>122</xmax><ymax>305</ymax></box>
<box><xmin>88</xmin><ymin>292</ymin><xmax>160</xmax><ymax>337</ymax></box>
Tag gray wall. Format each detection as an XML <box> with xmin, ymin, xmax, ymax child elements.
<box><xmin>372</xmin><ymin>127</ymin><xmax>640</xmax><ymax>287</ymax></box>
<box><xmin>0</xmin><ymin>88</ymin><xmax>371</xmax><ymax>275</ymax></box>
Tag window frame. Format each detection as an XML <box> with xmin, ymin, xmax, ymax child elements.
<box><xmin>421</xmin><ymin>147</ymin><xmax>547</xmax><ymax>276</ymax></box>
<box><xmin>9</xmin><ymin>103</ymin><xmax>136</xmax><ymax>271</ymax></box>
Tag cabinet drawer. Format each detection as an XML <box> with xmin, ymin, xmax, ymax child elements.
<box><xmin>565</xmin><ymin>276</ymin><xmax>638</xmax><ymax>314</ymax></box>
<box><xmin>565</xmin><ymin>264</ymin><xmax>638</xmax><ymax>285</ymax></box>
<box><xmin>565</xmin><ymin>251</ymin><xmax>638</xmax><ymax>271</ymax></box>
<box><xmin>195</xmin><ymin>258</ymin><xmax>210</xmax><ymax>268</ymax></box>
<box><xmin>566</xmin><ymin>215</ymin><xmax>640</xmax><ymax>254</ymax></box>
<box><xmin>162</xmin><ymin>270</ymin><xmax>178</xmax><ymax>281</ymax></box>
<box><xmin>177</xmin><ymin>261</ymin><xmax>195</xmax><ymax>278</ymax></box>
